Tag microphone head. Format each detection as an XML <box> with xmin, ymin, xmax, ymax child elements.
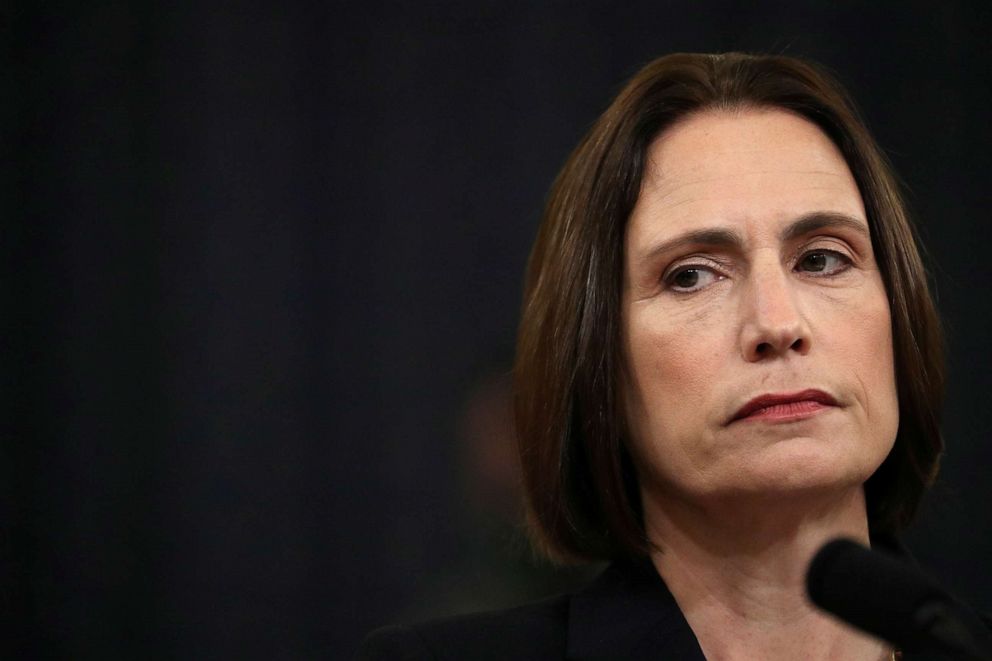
<box><xmin>806</xmin><ymin>538</ymin><xmax>948</xmax><ymax>650</ymax></box>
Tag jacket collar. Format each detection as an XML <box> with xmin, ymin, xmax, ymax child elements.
<box><xmin>564</xmin><ymin>536</ymin><xmax>917</xmax><ymax>661</ymax></box>
<box><xmin>566</xmin><ymin>557</ymin><xmax>705</xmax><ymax>660</ymax></box>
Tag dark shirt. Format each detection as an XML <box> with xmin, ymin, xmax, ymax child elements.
<box><xmin>358</xmin><ymin>552</ymin><xmax>991</xmax><ymax>660</ymax></box>
<box><xmin>358</xmin><ymin>557</ymin><xmax>706</xmax><ymax>660</ymax></box>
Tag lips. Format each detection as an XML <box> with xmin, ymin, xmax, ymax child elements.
<box><xmin>730</xmin><ymin>389</ymin><xmax>838</xmax><ymax>424</ymax></box>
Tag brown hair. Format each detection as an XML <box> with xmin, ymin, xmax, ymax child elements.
<box><xmin>513</xmin><ymin>52</ymin><xmax>944</xmax><ymax>563</ymax></box>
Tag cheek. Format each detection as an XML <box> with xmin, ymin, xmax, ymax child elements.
<box><xmin>623</xmin><ymin>308</ymin><xmax>731</xmax><ymax>447</ymax></box>
<box><xmin>866</xmin><ymin>303</ymin><xmax>899</xmax><ymax>427</ymax></box>
<box><xmin>859</xmin><ymin>310</ymin><xmax>900</xmax><ymax>469</ymax></box>
<box><xmin>854</xmin><ymin>288</ymin><xmax>894</xmax><ymax>370</ymax></box>
<box><xmin>824</xmin><ymin>284</ymin><xmax>899</xmax><ymax>431</ymax></box>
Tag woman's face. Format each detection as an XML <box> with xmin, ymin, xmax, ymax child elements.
<box><xmin>621</xmin><ymin>108</ymin><xmax>898</xmax><ymax>509</ymax></box>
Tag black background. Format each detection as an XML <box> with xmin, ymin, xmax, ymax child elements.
<box><xmin>6</xmin><ymin>2</ymin><xmax>992</xmax><ymax>658</ymax></box>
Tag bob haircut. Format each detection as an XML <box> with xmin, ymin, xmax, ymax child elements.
<box><xmin>514</xmin><ymin>52</ymin><xmax>944</xmax><ymax>563</ymax></box>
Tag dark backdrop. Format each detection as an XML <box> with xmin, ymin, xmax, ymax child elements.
<box><xmin>6</xmin><ymin>2</ymin><xmax>992</xmax><ymax>658</ymax></box>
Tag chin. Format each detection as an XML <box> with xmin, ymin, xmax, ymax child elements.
<box><xmin>720</xmin><ymin>449</ymin><xmax>881</xmax><ymax>500</ymax></box>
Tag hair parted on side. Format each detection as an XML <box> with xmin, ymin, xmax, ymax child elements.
<box><xmin>513</xmin><ymin>52</ymin><xmax>944</xmax><ymax>563</ymax></box>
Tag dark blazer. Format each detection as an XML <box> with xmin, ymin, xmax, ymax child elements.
<box><xmin>357</xmin><ymin>557</ymin><xmax>704</xmax><ymax>660</ymax></box>
<box><xmin>358</xmin><ymin>553</ymin><xmax>992</xmax><ymax>660</ymax></box>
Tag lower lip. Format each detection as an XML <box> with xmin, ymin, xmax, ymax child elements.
<box><xmin>736</xmin><ymin>400</ymin><xmax>833</xmax><ymax>423</ymax></box>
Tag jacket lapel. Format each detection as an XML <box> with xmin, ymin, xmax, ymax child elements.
<box><xmin>566</xmin><ymin>558</ymin><xmax>706</xmax><ymax>660</ymax></box>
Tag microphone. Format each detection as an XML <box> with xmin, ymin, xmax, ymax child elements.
<box><xmin>806</xmin><ymin>538</ymin><xmax>992</xmax><ymax>660</ymax></box>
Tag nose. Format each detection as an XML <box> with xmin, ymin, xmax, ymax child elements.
<box><xmin>738</xmin><ymin>262</ymin><xmax>812</xmax><ymax>362</ymax></box>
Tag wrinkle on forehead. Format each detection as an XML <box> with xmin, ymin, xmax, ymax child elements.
<box><xmin>642</xmin><ymin>173</ymin><xmax>855</xmax><ymax>213</ymax></box>
<box><xmin>638</xmin><ymin>108</ymin><xmax>854</xmax><ymax>198</ymax></box>
<box><xmin>641</xmin><ymin>161</ymin><xmax>854</xmax><ymax>194</ymax></box>
<box><xmin>628</xmin><ymin>109</ymin><xmax>867</xmax><ymax>250</ymax></box>
<box><xmin>638</xmin><ymin>173</ymin><xmax>858</xmax><ymax>221</ymax></box>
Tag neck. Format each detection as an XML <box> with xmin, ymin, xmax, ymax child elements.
<box><xmin>643</xmin><ymin>485</ymin><xmax>891</xmax><ymax>660</ymax></box>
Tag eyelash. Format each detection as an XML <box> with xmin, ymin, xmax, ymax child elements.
<box><xmin>663</xmin><ymin>248</ymin><xmax>853</xmax><ymax>294</ymax></box>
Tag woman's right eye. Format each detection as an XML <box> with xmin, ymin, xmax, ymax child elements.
<box><xmin>666</xmin><ymin>266</ymin><xmax>723</xmax><ymax>293</ymax></box>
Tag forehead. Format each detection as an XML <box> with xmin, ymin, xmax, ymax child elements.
<box><xmin>629</xmin><ymin>108</ymin><xmax>866</xmax><ymax>242</ymax></box>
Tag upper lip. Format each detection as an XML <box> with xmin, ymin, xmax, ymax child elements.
<box><xmin>729</xmin><ymin>389</ymin><xmax>838</xmax><ymax>423</ymax></box>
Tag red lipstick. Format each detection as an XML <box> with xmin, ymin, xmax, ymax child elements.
<box><xmin>730</xmin><ymin>389</ymin><xmax>838</xmax><ymax>424</ymax></box>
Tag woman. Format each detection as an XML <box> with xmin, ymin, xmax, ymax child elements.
<box><xmin>360</xmin><ymin>52</ymin><xmax>948</xmax><ymax>660</ymax></box>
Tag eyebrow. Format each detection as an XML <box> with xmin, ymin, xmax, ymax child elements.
<box><xmin>782</xmin><ymin>211</ymin><xmax>870</xmax><ymax>242</ymax></box>
<box><xmin>636</xmin><ymin>211</ymin><xmax>870</xmax><ymax>264</ymax></box>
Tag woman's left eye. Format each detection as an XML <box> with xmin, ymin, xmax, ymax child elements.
<box><xmin>796</xmin><ymin>249</ymin><xmax>851</xmax><ymax>275</ymax></box>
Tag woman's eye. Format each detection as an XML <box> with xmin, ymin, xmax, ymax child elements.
<box><xmin>797</xmin><ymin>250</ymin><xmax>850</xmax><ymax>275</ymax></box>
<box><xmin>667</xmin><ymin>266</ymin><xmax>722</xmax><ymax>292</ymax></box>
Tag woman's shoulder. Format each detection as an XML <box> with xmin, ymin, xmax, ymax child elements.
<box><xmin>355</xmin><ymin>558</ymin><xmax>704</xmax><ymax>660</ymax></box>
<box><xmin>356</xmin><ymin>592</ymin><xmax>572</xmax><ymax>661</ymax></box>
